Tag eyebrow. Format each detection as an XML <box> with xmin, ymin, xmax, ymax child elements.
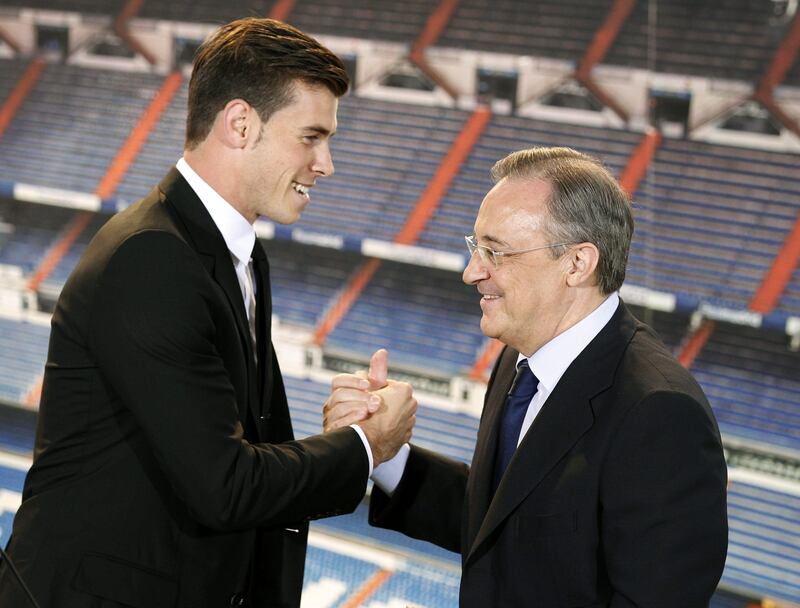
<box><xmin>480</xmin><ymin>233</ymin><xmax>510</xmax><ymax>248</ymax></box>
<box><xmin>302</xmin><ymin>125</ymin><xmax>335</xmax><ymax>137</ymax></box>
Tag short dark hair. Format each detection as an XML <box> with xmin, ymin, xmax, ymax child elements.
<box><xmin>491</xmin><ymin>147</ymin><xmax>634</xmax><ymax>294</ymax></box>
<box><xmin>185</xmin><ymin>17</ymin><xmax>349</xmax><ymax>149</ymax></box>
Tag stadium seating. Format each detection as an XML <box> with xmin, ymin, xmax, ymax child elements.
<box><xmin>288</xmin><ymin>0</ymin><xmax>438</xmax><ymax>44</ymax></box>
<box><xmin>300</xmin><ymin>97</ymin><xmax>466</xmax><ymax>242</ymax></box>
<box><xmin>629</xmin><ymin>138</ymin><xmax>800</xmax><ymax>313</ymax></box>
<box><xmin>325</xmin><ymin>260</ymin><xmax>486</xmax><ymax>377</ymax></box>
<box><xmin>139</xmin><ymin>0</ymin><xmax>273</xmax><ymax>25</ymax></box>
<box><xmin>0</xmin><ymin>58</ymin><xmax>28</xmax><ymax>108</ymax></box>
<box><xmin>723</xmin><ymin>479</ymin><xmax>800</xmax><ymax>603</ymax></box>
<box><xmin>264</xmin><ymin>239</ymin><xmax>364</xmax><ymax>329</ymax></box>
<box><xmin>115</xmin><ymin>80</ymin><xmax>189</xmax><ymax>206</ymax></box>
<box><xmin>691</xmin><ymin>320</ymin><xmax>800</xmax><ymax>454</ymax></box>
<box><xmin>438</xmin><ymin>0</ymin><xmax>612</xmax><ymax>61</ymax></box>
<box><xmin>604</xmin><ymin>0</ymin><xmax>794</xmax><ymax>84</ymax></box>
<box><xmin>0</xmin><ymin>198</ymin><xmax>77</xmax><ymax>277</ymax></box>
<box><xmin>0</xmin><ymin>0</ymin><xmax>126</xmax><ymax>16</ymax></box>
<box><xmin>0</xmin><ymin>63</ymin><xmax>163</xmax><ymax>194</ymax></box>
<box><xmin>0</xmin><ymin>318</ymin><xmax>48</xmax><ymax>405</ymax></box>
<box><xmin>778</xmin><ymin>265</ymin><xmax>800</xmax><ymax>317</ymax></box>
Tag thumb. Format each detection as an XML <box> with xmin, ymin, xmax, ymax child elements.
<box><xmin>368</xmin><ymin>348</ymin><xmax>389</xmax><ymax>389</ymax></box>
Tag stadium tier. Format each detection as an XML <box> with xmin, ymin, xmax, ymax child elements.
<box><xmin>289</xmin><ymin>0</ymin><xmax>438</xmax><ymax>44</ymax></box>
<box><xmin>138</xmin><ymin>0</ymin><xmax>274</xmax><ymax>25</ymax></box>
<box><xmin>691</xmin><ymin>320</ymin><xmax>800</xmax><ymax>454</ymax></box>
<box><xmin>0</xmin><ymin>318</ymin><xmax>48</xmax><ymax>406</ymax></box>
<box><xmin>0</xmin><ymin>62</ymin><xmax>163</xmax><ymax>194</ymax></box>
<box><xmin>723</xmin><ymin>480</ymin><xmax>800</xmax><ymax>603</ymax></box>
<box><xmin>301</xmin><ymin>98</ymin><xmax>466</xmax><ymax>241</ymax></box>
<box><xmin>438</xmin><ymin>0</ymin><xmax>613</xmax><ymax>61</ymax></box>
<box><xmin>604</xmin><ymin>0</ymin><xmax>799</xmax><ymax>85</ymax></box>
<box><xmin>265</xmin><ymin>239</ymin><xmax>364</xmax><ymax>329</ymax></box>
<box><xmin>115</xmin><ymin>81</ymin><xmax>189</xmax><ymax>206</ymax></box>
<box><xmin>629</xmin><ymin>139</ymin><xmax>800</xmax><ymax>315</ymax></box>
<box><xmin>781</xmin><ymin>266</ymin><xmax>800</xmax><ymax>316</ymax></box>
<box><xmin>0</xmin><ymin>0</ymin><xmax>126</xmax><ymax>16</ymax></box>
<box><xmin>0</xmin><ymin>198</ymin><xmax>78</xmax><ymax>276</ymax></box>
<box><xmin>0</xmin><ymin>58</ymin><xmax>29</xmax><ymax>107</ymax></box>
<box><xmin>325</xmin><ymin>260</ymin><xmax>486</xmax><ymax>377</ymax></box>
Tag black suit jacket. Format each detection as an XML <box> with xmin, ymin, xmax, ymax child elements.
<box><xmin>0</xmin><ymin>169</ymin><xmax>368</xmax><ymax>608</ymax></box>
<box><xmin>370</xmin><ymin>303</ymin><xmax>728</xmax><ymax>607</ymax></box>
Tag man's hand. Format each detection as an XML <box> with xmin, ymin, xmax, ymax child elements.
<box><xmin>322</xmin><ymin>349</ymin><xmax>417</xmax><ymax>465</ymax></box>
<box><xmin>323</xmin><ymin>349</ymin><xmax>388</xmax><ymax>431</ymax></box>
<box><xmin>358</xmin><ymin>380</ymin><xmax>416</xmax><ymax>466</ymax></box>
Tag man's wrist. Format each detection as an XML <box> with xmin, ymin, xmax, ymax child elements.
<box><xmin>349</xmin><ymin>424</ymin><xmax>374</xmax><ymax>475</ymax></box>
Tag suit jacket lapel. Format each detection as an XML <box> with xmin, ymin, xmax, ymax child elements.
<box><xmin>464</xmin><ymin>346</ymin><xmax>518</xmax><ymax>553</ymax></box>
<box><xmin>252</xmin><ymin>240</ymin><xmax>275</xmax><ymax>418</ymax></box>
<box><xmin>465</xmin><ymin>303</ymin><xmax>638</xmax><ymax>566</ymax></box>
<box><xmin>158</xmin><ymin>168</ymin><xmax>257</xmax><ymax>424</ymax></box>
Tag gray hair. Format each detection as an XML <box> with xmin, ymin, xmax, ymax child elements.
<box><xmin>491</xmin><ymin>147</ymin><xmax>633</xmax><ymax>294</ymax></box>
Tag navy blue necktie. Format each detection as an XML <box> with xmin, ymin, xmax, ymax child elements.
<box><xmin>492</xmin><ymin>359</ymin><xmax>539</xmax><ymax>494</ymax></box>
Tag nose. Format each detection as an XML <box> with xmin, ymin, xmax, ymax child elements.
<box><xmin>313</xmin><ymin>142</ymin><xmax>334</xmax><ymax>177</ymax></box>
<box><xmin>463</xmin><ymin>251</ymin><xmax>489</xmax><ymax>285</ymax></box>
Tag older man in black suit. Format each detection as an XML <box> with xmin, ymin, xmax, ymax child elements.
<box><xmin>326</xmin><ymin>147</ymin><xmax>728</xmax><ymax>607</ymax></box>
<box><xmin>0</xmin><ymin>18</ymin><xmax>415</xmax><ymax>608</ymax></box>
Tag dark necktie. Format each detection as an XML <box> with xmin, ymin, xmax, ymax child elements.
<box><xmin>492</xmin><ymin>359</ymin><xmax>539</xmax><ymax>494</ymax></box>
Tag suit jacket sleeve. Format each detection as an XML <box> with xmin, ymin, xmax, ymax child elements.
<box><xmin>601</xmin><ymin>390</ymin><xmax>728</xmax><ymax>606</ymax></box>
<box><xmin>369</xmin><ymin>444</ymin><xmax>468</xmax><ymax>553</ymax></box>
<box><xmin>88</xmin><ymin>231</ymin><xmax>368</xmax><ymax>531</ymax></box>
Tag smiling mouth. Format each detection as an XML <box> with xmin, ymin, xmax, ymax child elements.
<box><xmin>292</xmin><ymin>181</ymin><xmax>311</xmax><ymax>196</ymax></box>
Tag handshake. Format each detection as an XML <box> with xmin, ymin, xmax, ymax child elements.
<box><xmin>323</xmin><ymin>349</ymin><xmax>417</xmax><ymax>467</ymax></box>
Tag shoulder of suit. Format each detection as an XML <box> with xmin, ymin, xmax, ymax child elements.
<box><xmin>618</xmin><ymin>326</ymin><xmax>707</xmax><ymax>403</ymax></box>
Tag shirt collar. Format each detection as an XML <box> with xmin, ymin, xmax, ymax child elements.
<box><xmin>518</xmin><ymin>292</ymin><xmax>620</xmax><ymax>393</ymax></box>
<box><xmin>176</xmin><ymin>157</ymin><xmax>255</xmax><ymax>264</ymax></box>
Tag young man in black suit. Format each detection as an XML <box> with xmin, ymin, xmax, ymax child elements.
<box><xmin>0</xmin><ymin>18</ymin><xmax>415</xmax><ymax>608</ymax></box>
<box><xmin>326</xmin><ymin>147</ymin><xmax>728</xmax><ymax>607</ymax></box>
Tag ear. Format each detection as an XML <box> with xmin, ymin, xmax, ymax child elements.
<box><xmin>220</xmin><ymin>99</ymin><xmax>257</xmax><ymax>149</ymax></box>
<box><xmin>564</xmin><ymin>242</ymin><xmax>600</xmax><ymax>288</ymax></box>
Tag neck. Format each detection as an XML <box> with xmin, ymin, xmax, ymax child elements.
<box><xmin>518</xmin><ymin>289</ymin><xmax>607</xmax><ymax>357</ymax></box>
<box><xmin>184</xmin><ymin>148</ymin><xmax>253</xmax><ymax>223</ymax></box>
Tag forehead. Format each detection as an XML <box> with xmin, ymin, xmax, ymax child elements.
<box><xmin>474</xmin><ymin>177</ymin><xmax>551</xmax><ymax>241</ymax></box>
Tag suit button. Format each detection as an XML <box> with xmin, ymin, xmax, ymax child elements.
<box><xmin>229</xmin><ymin>593</ymin><xmax>245</xmax><ymax>606</ymax></box>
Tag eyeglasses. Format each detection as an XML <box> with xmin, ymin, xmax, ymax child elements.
<box><xmin>465</xmin><ymin>234</ymin><xmax>573</xmax><ymax>268</ymax></box>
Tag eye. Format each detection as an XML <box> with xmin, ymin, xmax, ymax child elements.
<box><xmin>302</xmin><ymin>134</ymin><xmax>319</xmax><ymax>144</ymax></box>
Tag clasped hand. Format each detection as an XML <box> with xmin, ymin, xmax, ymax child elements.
<box><xmin>323</xmin><ymin>349</ymin><xmax>417</xmax><ymax>466</ymax></box>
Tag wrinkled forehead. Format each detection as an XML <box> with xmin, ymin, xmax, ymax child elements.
<box><xmin>473</xmin><ymin>177</ymin><xmax>550</xmax><ymax>242</ymax></box>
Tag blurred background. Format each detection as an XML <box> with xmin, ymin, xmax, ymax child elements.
<box><xmin>0</xmin><ymin>0</ymin><xmax>799</xmax><ymax>605</ymax></box>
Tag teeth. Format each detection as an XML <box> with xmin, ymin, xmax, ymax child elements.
<box><xmin>483</xmin><ymin>295</ymin><xmax>500</xmax><ymax>300</ymax></box>
<box><xmin>292</xmin><ymin>181</ymin><xmax>309</xmax><ymax>195</ymax></box>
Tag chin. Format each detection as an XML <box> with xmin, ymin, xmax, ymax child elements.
<box><xmin>479</xmin><ymin>318</ymin><xmax>499</xmax><ymax>340</ymax></box>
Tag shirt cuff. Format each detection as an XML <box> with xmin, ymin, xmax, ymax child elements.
<box><xmin>370</xmin><ymin>443</ymin><xmax>410</xmax><ymax>496</ymax></box>
<box><xmin>350</xmin><ymin>424</ymin><xmax>373</xmax><ymax>476</ymax></box>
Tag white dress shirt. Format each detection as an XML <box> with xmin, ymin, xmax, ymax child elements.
<box><xmin>372</xmin><ymin>292</ymin><xmax>620</xmax><ymax>495</ymax></box>
<box><xmin>176</xmin><ymin>158</ymin><xmax>375</xmax><ymax>473</ymax></box>
<box><xmin>177</xmin><ymin>158</ymin><xmax>256</xmax><ymax>317</ymax></box>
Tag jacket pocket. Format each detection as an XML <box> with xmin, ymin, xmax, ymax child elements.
<box><xmin>72</xmin><ymin>552</ymin><xmax>177</xmax><ymax>608</ymax></box>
